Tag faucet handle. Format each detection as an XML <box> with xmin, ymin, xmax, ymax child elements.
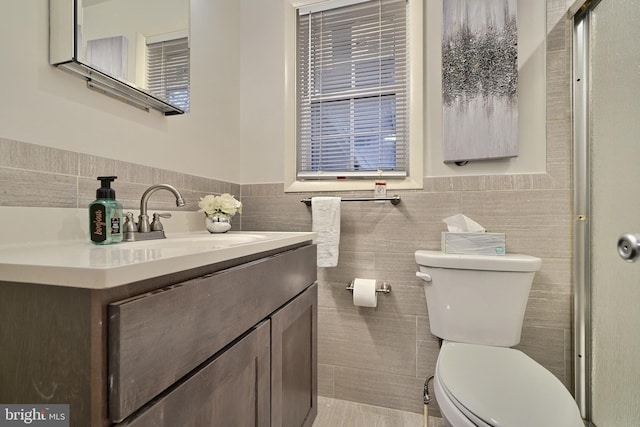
<box><xmin>122</xmin><ymin>212</ymin><xmax>138</xmax><ymax>241</ymax></box>
<box><xmin>150</xmin><ymin>212</ymin><xmax>172</xmax><ymax>231</ymax></box>
<box><xmin>123</xmin><ymin>212</ymin><xmax>137</xmax><ymax>233</ymax></box>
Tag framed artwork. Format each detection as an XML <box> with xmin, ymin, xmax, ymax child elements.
<box><xmin>442</xmin><ymin>0</ymin><xmax>518</xmax><ymax>162</ymax></box>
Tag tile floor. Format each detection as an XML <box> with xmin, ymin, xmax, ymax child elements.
<box><xmin>313</xmin><ymin>397</ymin><xmax>448</xmax><ymax>427</ymax></box>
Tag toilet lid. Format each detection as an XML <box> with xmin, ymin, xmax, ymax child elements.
<box><xmin>437</xmin><ymin>342</ymin><xmax>583</xmax><ymax>427</ymax></box>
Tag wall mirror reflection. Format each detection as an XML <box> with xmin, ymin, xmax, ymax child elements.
<box><xmin>50</xmin><ymin>0</ymin><xmax>190</xmax><ymax>115</ymax></box>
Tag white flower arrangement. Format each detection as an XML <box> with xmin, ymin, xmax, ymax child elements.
<box><xmin>198</xmin><ymin>193</ymin><xmax>243</xmax><ymax>217</ymax></box>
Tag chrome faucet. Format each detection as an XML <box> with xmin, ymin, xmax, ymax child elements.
<box><xmin>123</xmin><ymin>184</ymin><xmax>186</xmax><ymax>242</ymax></box>
<box><xmin>138</xmin><ymin>184</ymin><xmax>186</xmax><ymax>232</ymax></box>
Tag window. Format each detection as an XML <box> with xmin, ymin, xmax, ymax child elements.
<box><xmin>146</xmin><ymin>36</ymin><xmax>190</xmax><ymax>112</ymax></box>
<box><xmin>286</xmin><ymin>0</ymin><xmax>422</xmax><ymax>191</ymax></box>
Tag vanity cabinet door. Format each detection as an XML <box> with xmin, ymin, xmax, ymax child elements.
<box><xmin>116</xmin><ymin>320</ymin><xmax>271</xmax><ymax>427</ymax></box>
<box><xmin>271</xmin><ymin>283</ymin><xmax>318</xmax><ymax>427</ymax></box>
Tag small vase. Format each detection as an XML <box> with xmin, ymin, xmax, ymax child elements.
<box><xmin>205</xmin><ymin>214</ymin><xmax>232</xmax><ymax>233</ymax></box>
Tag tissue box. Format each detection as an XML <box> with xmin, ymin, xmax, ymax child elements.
<box><xmin>441</xmin><ymin>232</ymin><xmax>506</xmax><ymax>256</ymax></box>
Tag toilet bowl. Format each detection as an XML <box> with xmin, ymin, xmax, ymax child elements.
<box><xmin>434</xmin><ymin>342</ymin><xmax>583</xmax><ymax>427</ymax></box>
<box><xmin>415</xmin><ymin>250</ymin><xmax>583</xmax><ymax>427</ymax></box>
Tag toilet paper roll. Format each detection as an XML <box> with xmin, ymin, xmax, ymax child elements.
<box><xmin>353</xmin><ymin>278</ymin><xmax>377</xmax><ymax>307</ymax></box>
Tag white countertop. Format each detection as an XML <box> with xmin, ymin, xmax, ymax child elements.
<box><xmin>0</xmin><ymin>231</ymin><xmax>316</xmax><ymax>289</ymax></box>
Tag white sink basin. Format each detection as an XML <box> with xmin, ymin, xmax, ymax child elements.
<box><xmin>123</xmin><ymin>232</ymin><xmax>269</xmax><ymax>250</ymax></box>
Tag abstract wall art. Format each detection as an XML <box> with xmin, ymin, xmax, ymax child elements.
<box><xmin>442</xmin><ymin>0</ymin><xmax>518</xmax><ymax>163</ymax></box>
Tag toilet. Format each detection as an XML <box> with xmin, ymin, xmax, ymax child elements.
<box><xmin>415</xmin><ymin>250</ymin><xmax>583</xmax><ymax>427</ymax></box>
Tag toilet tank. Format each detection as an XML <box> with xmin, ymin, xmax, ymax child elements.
<box><xmin>415</xmin><ymin>250</ymin><xmax>542</xmax><ymax>347</ymax></box>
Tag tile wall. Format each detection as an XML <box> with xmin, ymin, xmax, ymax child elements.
<box><xmin>0</xmin><ymin>0</ymin><xmax>573</xmax><ymax>418</ymax></box>
<box><xmin>0</xmin><ymin>137</ymin><xmax>240</xmax><ymax>224</ymax></box>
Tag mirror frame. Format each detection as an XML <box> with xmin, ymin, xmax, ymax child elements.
<box><xmin>49</xmin><ymin>0</ymin><xmax>185</xmax><ymax>115</ymax></box>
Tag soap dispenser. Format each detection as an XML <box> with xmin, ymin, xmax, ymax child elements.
<box><xmin>89</xmin><ymin>176</ymin><xmax>123</xmax><ymax>244</ymax></box>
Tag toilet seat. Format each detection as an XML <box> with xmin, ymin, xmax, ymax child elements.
<box><xmin>437</xmin><ymin>342</ymin><xmax>583</xmax><ymax>427</ymax></box>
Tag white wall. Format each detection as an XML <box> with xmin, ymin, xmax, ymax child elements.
<box><xmin>0</xmin><ymin>0</ymin><xmax>242</xmax><ymax>183</ymax></box>
<box><xmin>238</xmin><ymin>0</ymin><xmax>547</xmax><ymax>184</ymax></box>
<box><xmin>238</xmin><ymin>0</ymin><xmax>286</xmax><ymax>184</ymax></box>
<box><xmin>0</xmin><ymin>0</ymin><xmax>546</xmax><ymax>186</ymax></box>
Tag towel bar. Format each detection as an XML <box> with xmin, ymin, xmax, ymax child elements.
<box><xmin>301</xmin><ymin>195</ymin><xmax>401</xmax><ymax>206</ymax></box>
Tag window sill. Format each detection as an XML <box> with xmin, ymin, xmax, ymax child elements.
<box><xmin>284</xmin><ymin>176</ymin><xmax>423</xmax><ymax>193</ymax></box>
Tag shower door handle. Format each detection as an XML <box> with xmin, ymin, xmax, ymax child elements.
<box><xmin>617</xmin><ymin>233</ymin><xmax>640</xmax><ymax>262</ymax></box>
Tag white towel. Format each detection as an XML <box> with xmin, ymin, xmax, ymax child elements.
<box><xmin>312</xmin><ymin>196</ymin><xmax>341</xmax><ymax>267</ymax></box>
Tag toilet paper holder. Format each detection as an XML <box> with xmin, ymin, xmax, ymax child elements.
<box><xmin>346</xmin><ymin>280</ymin><xmax>392</xmax><ymax>294</ymax></box>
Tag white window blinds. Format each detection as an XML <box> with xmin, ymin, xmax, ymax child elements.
<box><xmin>146</xmin><ymin>37</ymin><xmax>190</xmax><ymax>112</ymax></box>
<box><xmin>297</xmin><ymin>0</ymin><xmax>409</xmax><ymax>179</ymax></box>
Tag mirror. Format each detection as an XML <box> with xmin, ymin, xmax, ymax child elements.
<box><xmin>50</xmin><ymin>0</ymin><xmax>190</xmax><ymax>115</ymax></box>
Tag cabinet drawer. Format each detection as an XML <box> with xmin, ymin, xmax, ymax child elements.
<box><xmin>108</xmin><ymin>244</ymin><xmax>316</xmax><ymax>422</ymax></box>
<box><xmin>115</xmin><ymin>321</ymin><xmax>271</xmax><ymax>427</ymax></box>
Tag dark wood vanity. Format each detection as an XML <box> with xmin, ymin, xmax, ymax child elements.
<box><xmin>0</xmin><ymin>242</ymin><xmax>317</xmax><ymax>427</ymax></box>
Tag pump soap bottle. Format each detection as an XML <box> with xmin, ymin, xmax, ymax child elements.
<box><xmin>89</xmin><ymin>176</ymin><xmax>123</xmax><ymax>244</ymax></box>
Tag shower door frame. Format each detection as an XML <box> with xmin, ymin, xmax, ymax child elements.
<box><xmin>572</xmin><ymin>0</ymin><xmax>597</xmax><ymax>423</ymax></box>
